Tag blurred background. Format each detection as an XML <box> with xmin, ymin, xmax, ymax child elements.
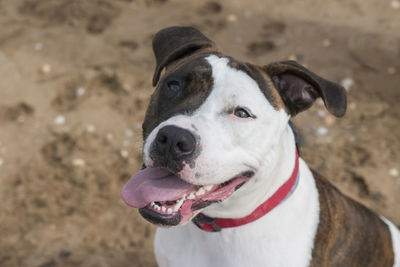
<box><xmin>0</xmin><ymin>0</ymin><xmax>399</xmax><ymax>266</ymax></box>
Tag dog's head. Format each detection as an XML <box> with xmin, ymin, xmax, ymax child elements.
<box><xmin>121</xmin><ymin>26</ymin><xmax>346</xmax><ymax>227</ymax></box>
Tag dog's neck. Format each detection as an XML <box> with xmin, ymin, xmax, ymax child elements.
<box><xmin>202</xmin><ymin>123</ymin><xmax>298</xmax><ymax>218</ymax></box>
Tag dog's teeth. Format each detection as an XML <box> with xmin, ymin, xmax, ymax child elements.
<box><xmin>150</xmin><ymin>202</ymin><xmax>155</xmax><ymax>207</ymax></box>
<box><xmin>196</xmin><ymin>188</ymin><xmax>205</xmax><ymax>196</ymax></box>
<box><xmin>162</xmin><ymin>206</ymin><xmax>166</xmax><ymax>212</ymax></box>
<box><xmin>167</xmin><ymin>208</ymin><xmax>172</xmax><ymax>214</ymax></box>
<box><xmin>156</xmin><ymin>206</ymin><xmax>161</xmax><ymax>211</ymax></box>
<box><xmin>188</xmin><ymin>193</ymin><xmax>195</xmax><ymax>199</ymax></box>
<box><xmin>174</xmin><ymin>204</ymin><xmax>180</xmax><ymax>212</ymax></box>
<box><xmin>204</xmin><ymin>185</ymin><xmax>213</xmax><ymax>191</ymax></box>
<box><xmin>174</xmin><ymin>199</ymin><xmax>184</xmax><ymax>212</ymax></box>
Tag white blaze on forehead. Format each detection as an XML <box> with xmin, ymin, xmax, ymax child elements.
<box><xmin>202</xmin><ymin>55</ymin><xmax>277</xmax><ymax>114</ymax></box>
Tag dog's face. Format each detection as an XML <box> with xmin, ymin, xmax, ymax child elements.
<box><xmin>121</xmin><ymin>27</ymin><xmax>346</xmax><ymax>227</ymax></box>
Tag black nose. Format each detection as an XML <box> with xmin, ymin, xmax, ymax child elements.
<box><xmin>155</xmin><ymin>126</ymin><xmax>196</xmax><ymax>159</ymax></box>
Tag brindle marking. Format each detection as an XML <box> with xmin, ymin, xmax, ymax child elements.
<box><xmin>310</xmin><ymin>171</ymin><xmax>394</xmax><ymax>267</ymax></box>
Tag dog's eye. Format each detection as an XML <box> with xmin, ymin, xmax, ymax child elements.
<box><xmin>166</xmin><ymin>80</ymin><xmax>181</xmax><ymax>93</ymax></box>
<box><xmin>234</xmin><ymin>107</ymin><xmax>252</xmax><ymax>118</ymax></box>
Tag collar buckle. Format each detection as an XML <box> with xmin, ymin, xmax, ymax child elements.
<box><xmin>192</xmin><ymin>213</ymin><xmax>221</xmax><ymax>232</ymax></box>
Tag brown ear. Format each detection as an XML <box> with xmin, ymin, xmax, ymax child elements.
<box><xmin>152</xmin><ymin>26</ymin><xmax>216</xmax><ymax>86</ymax></box>
<box><xmin>264</xmin><ymin>61</ymin><xmax>347</xmax><ymax>117</ymax></box>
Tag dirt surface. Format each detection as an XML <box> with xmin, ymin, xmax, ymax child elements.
<box><xmin>0</xmin><ymin>0</ymin><xmax>399</xmax><ymax>266</ymax></box>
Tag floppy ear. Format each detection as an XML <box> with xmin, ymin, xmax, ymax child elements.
<box><xmin>264</xmin><ymin>61</ymin><xmax>347</xmax><ymax>117</ymax></box>
<box><xmin>152</xmin><ymin>26</ymin><xmax>216</xmax><ymax>86</ymax></box>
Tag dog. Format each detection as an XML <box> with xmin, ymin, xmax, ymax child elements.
<box><xmin>121</xmin><ymin>26</ymin><xmax>400</xmax><ymax>267</ymax></box>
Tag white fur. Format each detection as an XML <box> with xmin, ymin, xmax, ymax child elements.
<box><xmin>152</xmin><ymin>56</ymin><xmax>320</xmax><ymax>266</ymax></box>
<box><xmin>382</xmin><ymin>217</ymin><xmax>400</xmax><ymax>267</ymax></box>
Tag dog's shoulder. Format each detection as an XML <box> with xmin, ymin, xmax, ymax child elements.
<box><xmin>309</xmin><ymin>170</ymin><xmax>395</xmax><ymax>267</ymax></box>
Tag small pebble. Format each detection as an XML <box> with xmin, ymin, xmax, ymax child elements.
<box><xmin>391</xmin><ymin>0</ymin><xmax>400</xmax><ymax>9</ymax></box>
<box><xmin>17</xmin><ymin>116</ymin><xmax>25</xmax><ymax>123</ymax></box>
<box><xmin>322</xmin><ymin>39</ymin><xmax>331</xmax><ymax>47</ymax></box>
<box><xmin>86</xmin><ymin>124</ymin><xmax>96</xmax><ymax>133</ymax></box>
<box><xmin>389</xmin><ymin>168</ymin><xmax>399</xmax><ymax>177</ymax></box>
<box><xmin>341</xmin><ymin>77</ymin><xmax>354</xmax><ymax>91</ymax></box>
<box><xmin>316</xmin><ymin>99</ymin><xmax>324</xmax><ymax>106</ymax></box>
<box><xmin>106</xmin><ymin>133</ymin><xmax>113</xmax><ymax>141</ymax></box>
<box><xmin>123</xmin><ymin>140</ymin><xmax>130</xmax><ymax>147</ymax></box>
<box><xmin>288</xmin><ymin>54</ymin><xmax>297</xmax><ymax>61</ymax></box>
<box><xmin>227</xmin><ymin>14</ymin><xmax>238</xmax><ymax>23</ymax></box>
<box><xmin>122</xmin><ymin>83</ymin><xmax>132</xmax><ymax>92</ymax></box>
<box><xmin>72</xmin><ymin>158</ymin><xmax>86</xmax><ymax>167</ymax></box>
<box><xmin>40</xmin><ymin>64</ymin><xmax>52</xmax><ymax>74</ymax></box>
<box><xmin>120</xmin><ymin>149</ymin><xmax>129</xmax><ymax>158</ymax></box>
<box><xmin>34</xmin><ymin>43</ymin><xmax>43</xmax><ymax>51</ymax></box>
<box><xmin>54</xmin><ymin>115</ymin><xmax>66</xmax><ymax>125</ymax></box>
<box><xmin>124</xmin><ymin>129</ymin><xmax>133</xmax><ymax>137</ymax></box>
<box><xmin>0</xmin><ymin>157</ymin><xmax>3</xmax><ymax>167</ymax></box>
<box><xmin>349</xmin><ymin>102</ymin><xmax>357</xmax><ymax>110</ymax></box>
<box><xmin>387</xmin><ymin>67</ymin><xmax>396</xmax><ymax>74</ymax></box>
<box><xmin>317</xmin><ymin>110</ymin><xmax>326</xmax><ymax>118</ymax></box>
<box><xmin>348</xmin><ymin>135</ymin><xmax>356</xmax><ymax>142</ymax></box>
<box><xmin>76</xmin><ymin>87</ymin><xmax>86</xmax><ymax>96</ymax></box>
<box><xmin>316</xmin><ymin>126</ymin><xmax>328</xmax><ymax>136</ymax></box>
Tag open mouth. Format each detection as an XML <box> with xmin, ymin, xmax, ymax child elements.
<box><xmin>121</xmin><ymin>167</ymin><xmax>251</xmax><ymax>226</ymax></box>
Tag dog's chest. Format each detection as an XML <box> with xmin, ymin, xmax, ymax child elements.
<box><xmin>154</xmin><ymin>165</ymin><xmax>320</xmax><ymax>267</ymax></box>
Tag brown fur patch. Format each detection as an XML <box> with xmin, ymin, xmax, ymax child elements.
<box><xmin>164</xmin><ymin>49</ymin><xmax>219</xmax><ymax>76</ymax></box>
<box><xmin>143</xmin><ymin>54</ymin><xmax>214</xmax><ymax>139</ymax></box>
<box><xmin>152</xmin><ymin>26</ymin><xmax>217</xmax><ymax>86</ymax></box>
<box><xmin>310</xmin><ymin>171</ymin><xmax>394</xmax><ymax>267</ymax></box>
<box><xmin>226</xmin><ymin>58</ymin><xmax>282</xmax><ymax>110</ymax></box>
<box><xmin>253</xmin><ymin>65</ymin><xmax>284</xmax><ymax>110</ymax></box>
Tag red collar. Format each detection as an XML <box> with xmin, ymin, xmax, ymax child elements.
<box><xmin>192</xmin><ymin>149</ymin><xmax>300</xmax><ymax>232</ymax></box>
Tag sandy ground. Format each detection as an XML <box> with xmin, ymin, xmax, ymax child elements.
<box><xmin>0</xmin><ymin>0</ymin><xmax>399</xmax><ymax>266</ymax></box>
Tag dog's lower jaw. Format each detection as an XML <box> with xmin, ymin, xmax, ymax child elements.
<box><xmin>139</xmin><ymin>207</ymin><xmax>183</xmax><ymax>226</ymax></box>
<box><xmin>154</xmin><ymin>158</ymin><xmax>321</xmax><ymax>267</ymax></box>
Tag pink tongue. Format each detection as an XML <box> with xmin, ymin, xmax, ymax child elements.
<box><xmin>121</xmin><ymin>168</ymin><xmax>196</xmax><ymax>208</ymax></box>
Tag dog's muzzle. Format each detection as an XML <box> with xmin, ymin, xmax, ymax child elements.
<box><xmin>121</xmin><ymin>126</ymin><xmax>252</xmax><ymax>227</ymax></box>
